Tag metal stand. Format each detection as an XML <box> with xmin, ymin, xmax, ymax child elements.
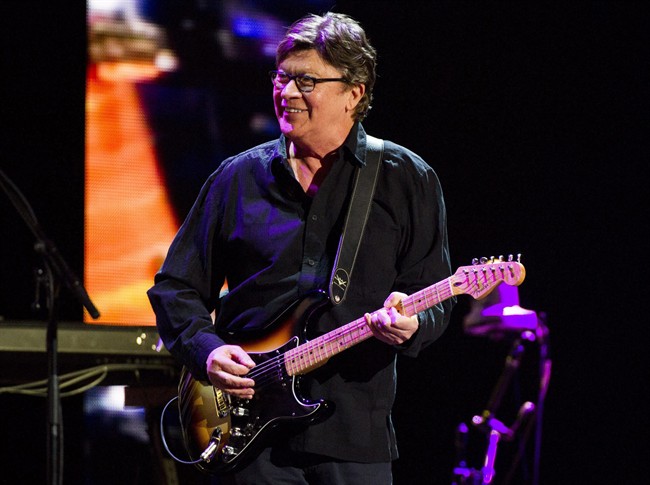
<box><xmin>1</xmin><ymin>169</ymin><xmax>100</xmax><ymax>485</ymax></box>
<box><xmin>452</xmin><ymin>317</ymin><xmax>550</xmax><ymax>485</ymax></box>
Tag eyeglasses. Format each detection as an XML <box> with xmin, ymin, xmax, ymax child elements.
<box><xmin>269</xmin><ymin>70</ymin><xmax>349</xmax><ymax>93</ymax></box>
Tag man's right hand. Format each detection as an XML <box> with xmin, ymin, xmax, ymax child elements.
<box><xmin>206</xmin><ymin>345</ymin><xmax>256</xmax><ymax>399</ymax></box>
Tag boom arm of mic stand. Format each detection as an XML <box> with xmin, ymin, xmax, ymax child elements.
<box><xmin>33</xmin><ymin>234</ymin><xmax>100</xmax><ymax>319</ymax></box>
<box><xmin>0</xmin><ymin>168</ymin><xmax>100</xmax><ymax>319</ymax></box>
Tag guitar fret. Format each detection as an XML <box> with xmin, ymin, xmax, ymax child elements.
<box><xmin>421</xmin><ymin>290</ymin><xmax>429</xmax><ymax>315</ymax></box>
<box><xmin>406</xmin><ymin>278</ymin><xmax>452</xmax><ymax>317</ymax></box>
<box><xmin>285</xmin><ymin>319</ymin><xmax>372</xmax><ymax>375</ymax></box>
<box><xmin>305</xmin><ymin>342</ymin><xmax>315</xmax><ymax>368</ymax></box>
<box><xmin>434</xmin><ymin>283</ymin><xmax>442</xmax><ymax>308</ymax></box>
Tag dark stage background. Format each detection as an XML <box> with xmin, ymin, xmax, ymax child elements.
<box><xmin>1</xmin><ymin>1</ymin><xmax>647</xmax><ymax>484</ymax></box>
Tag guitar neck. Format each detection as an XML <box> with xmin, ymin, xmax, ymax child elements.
<box><xmin>284</xmin><ymin>278</ymin><xmax>454</xmax><ymax>376</ymax></box>
<box><xmin>400</xmin><ymin>277</ymin><xmax>455</xmax><ymax>318</ymax></box>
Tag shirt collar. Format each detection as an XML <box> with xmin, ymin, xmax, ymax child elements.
<box><xmin>342</xmin><ymin>122</ymin><xmax>369</xmax><ymax>168</ymax></box>
<box><xmin>274</xmin><ymin>122</ymin><xmax>369</xmax><ymax>167</ymax></box>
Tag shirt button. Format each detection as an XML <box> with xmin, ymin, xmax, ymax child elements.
<box><xmin>311</xmin><ymin>214</ymin><xmax>318</xmax><ymax>221</ymax></box>
<box><xmin>307</xmin><ymin>259</ymin><xmax>316</xmax><ymax>266</ymax></box>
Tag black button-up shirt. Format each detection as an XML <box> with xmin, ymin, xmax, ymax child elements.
<box><xmin>148</xmin><ymin>122</ymin><xmax>454</xmax><ymax>463</ymax></box>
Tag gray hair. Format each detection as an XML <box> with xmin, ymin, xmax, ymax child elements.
<box><xmin>276</xmin><ymin>12</ymin><xmax>377</xmax><ymax>121</ymax></box>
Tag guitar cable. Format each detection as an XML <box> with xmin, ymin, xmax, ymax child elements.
<box><xmin>159</xmin><ymin>395</ymin><xmax>221</xmax><ymax>466</ymax></box>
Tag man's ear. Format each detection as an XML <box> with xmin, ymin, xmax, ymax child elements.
<box><xmin>346</xmin><ymin>83</ymin><xmax>366</xmax><ymax>113</ymax></box>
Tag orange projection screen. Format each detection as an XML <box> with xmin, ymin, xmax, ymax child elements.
<box><xmin>84</xmin><ymin>63</ymin><xmax>178</xmax><ymax>325</ymax></box>
<box><xmin>83</xmin><ymin>1</ymin><xmax>314</xmax><ymax>325</ymax></box>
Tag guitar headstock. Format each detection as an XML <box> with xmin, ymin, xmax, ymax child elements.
<box><xmin>451</xmin><ymin>254</ymin><xmax>526</xmax><ymax>300</ymax></box>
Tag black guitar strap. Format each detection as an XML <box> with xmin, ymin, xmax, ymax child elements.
<box><xmin>329</xmin><ymin>135</ymin><xmax>384</xmax><ymax>305</ymax></box>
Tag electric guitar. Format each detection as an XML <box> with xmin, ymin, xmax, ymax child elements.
<box><xmin>176</xmin><ymin>256</ymin><xmax>526</xmax><ymax>474</ymax></box>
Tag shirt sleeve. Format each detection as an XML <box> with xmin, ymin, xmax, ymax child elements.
<box><xmin>147</xmin><ymin>170</ymin><xmax>227</xmax><ymax>382</ymax></box>
<box><xmin>390</xmin><ymin>149</ymin><xmax>455</xmax><ymax>357</ymax></box>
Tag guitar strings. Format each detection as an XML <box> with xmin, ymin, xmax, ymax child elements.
<box><xmin>244</xmin><ymin>316</ymin><xmax>369</xmax><ymax>390</ymax></box>
<box><xmin>243</xmin><ymin>284</ymin><xmax>456</xmax><ymax>391</ymax></box>
<box><xmin>230</xmin><ymin>269</ymin><xmax>507</xmax><ymax>393</ymax></box>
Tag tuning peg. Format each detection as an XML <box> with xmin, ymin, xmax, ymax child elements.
<box><xmin>472</xmin><ymin>254</ymin><xmax>522</xmax><ymax>264</ymax></box>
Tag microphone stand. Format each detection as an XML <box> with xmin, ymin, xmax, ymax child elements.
<box><xmin>1</xmin><ymin>170</ymin><xmax>100</xmax><ymax>485</ymax></box>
